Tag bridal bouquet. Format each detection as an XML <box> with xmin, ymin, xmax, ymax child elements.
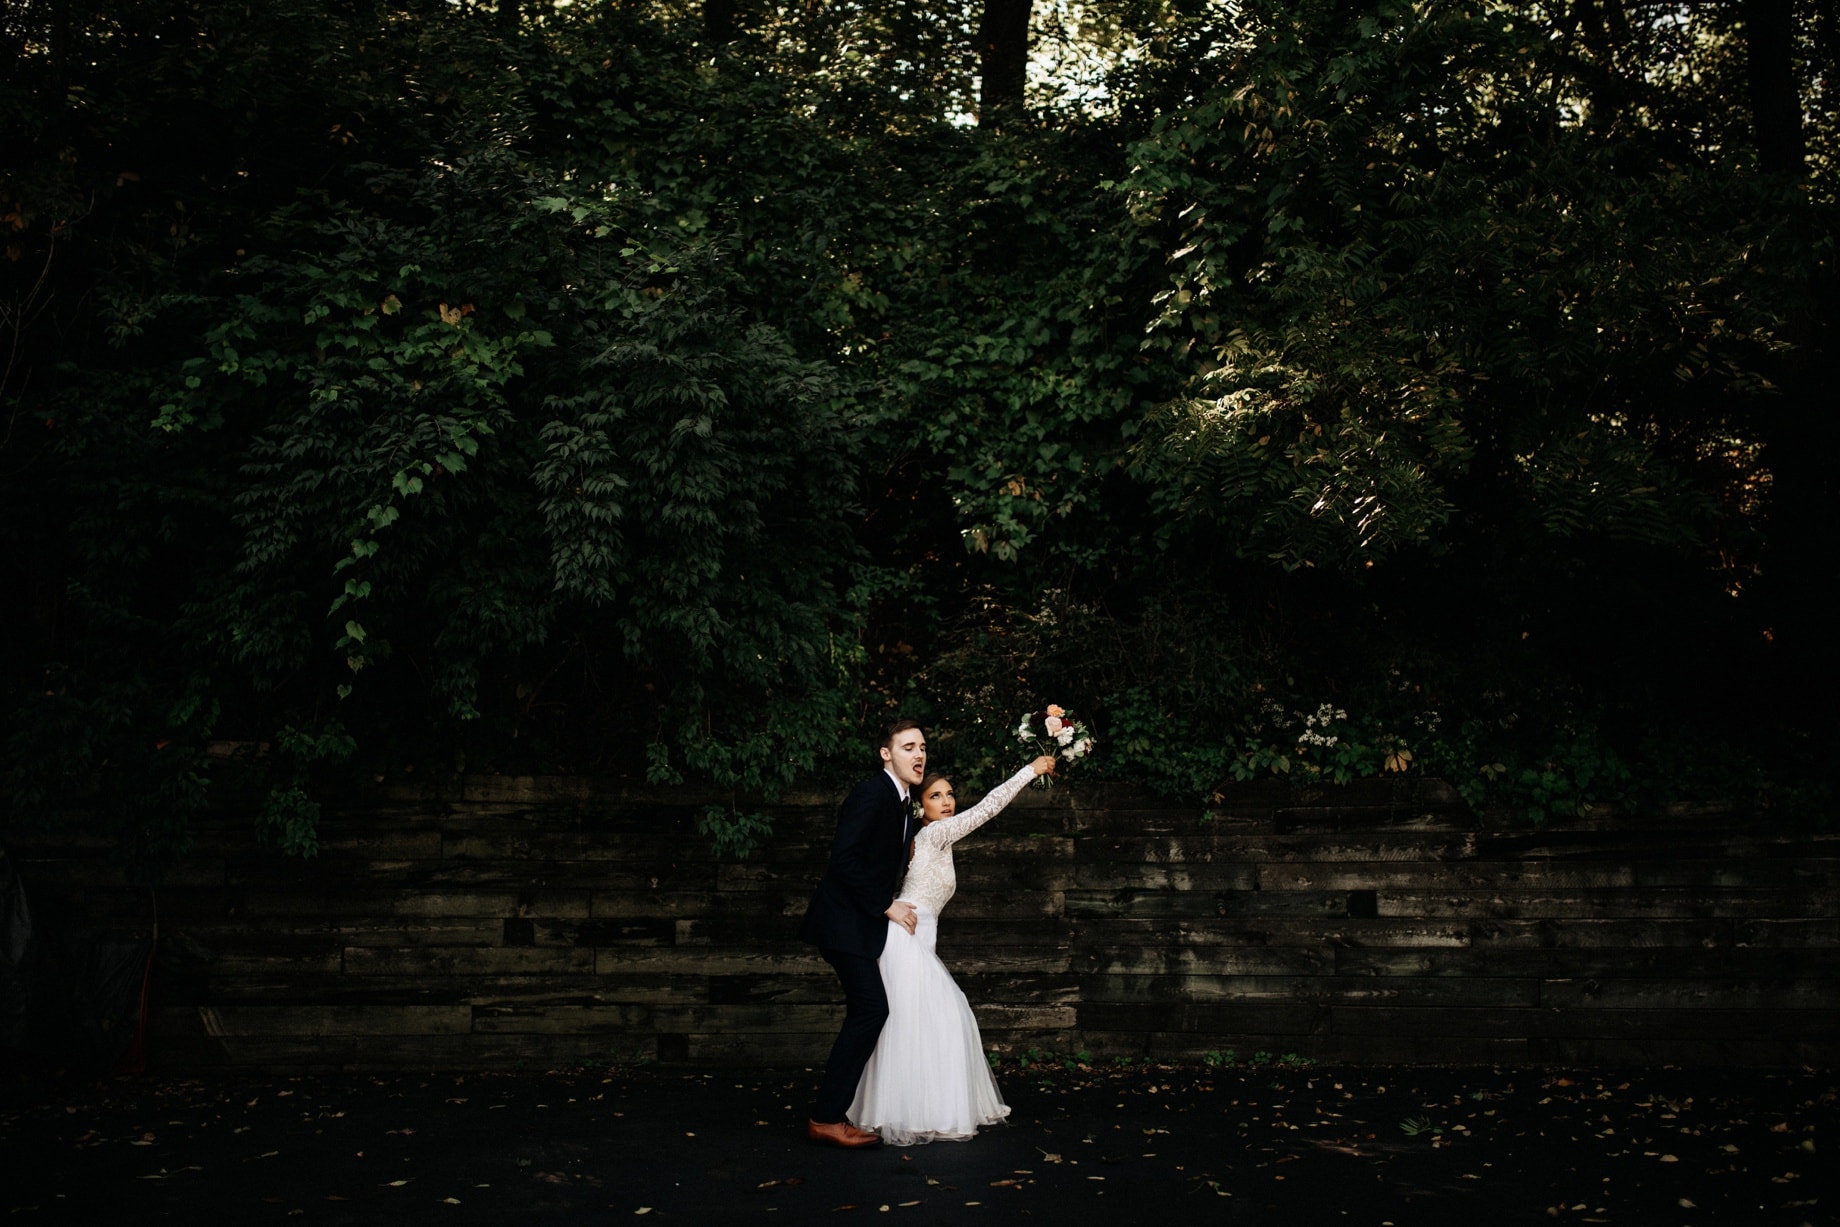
<box><xmin>1015</xmin><ymin>703</ymin><xmax>1096</xmax><ymax>778</ymax></box>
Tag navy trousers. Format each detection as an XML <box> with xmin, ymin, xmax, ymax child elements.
<box><xmin>812</xmin><ymin>946</ymin><xmax>889</xmax><ymax>1123</ymax></box>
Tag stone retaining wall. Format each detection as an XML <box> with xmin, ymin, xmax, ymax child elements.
<box><xmin>6</xmin><ymin>776</ymin><xmax>1836</xmax><ymax>1069</ymax></box>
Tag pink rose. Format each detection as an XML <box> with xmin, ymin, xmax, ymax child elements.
<box><xmin>1045</xmin><ymin>715</ymin><xmax>1064</xmax><ymax>736</ymax></box>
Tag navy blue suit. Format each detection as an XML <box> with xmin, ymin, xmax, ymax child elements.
<box><xmin>800</xmin><ymin>773</ymin><xmax>913</xmax><ymax>1122</ymax></box>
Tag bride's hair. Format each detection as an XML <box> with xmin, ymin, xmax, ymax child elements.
<box><xmin>916</xmin><ymin>772</ymin><xmax>951</xmax><ymax>797</ymax></box>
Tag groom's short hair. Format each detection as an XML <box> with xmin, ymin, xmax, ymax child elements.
<box><xmin>879</xmin><ymin>717</ymin><xmax>922</xmax><ymax>750</ymax></box>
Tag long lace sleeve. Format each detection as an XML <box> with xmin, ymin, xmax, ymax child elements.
<box><xmin>921</xmin><ymin>765</ymin><xmax>1036</xmax><ymax>849</ymax></box>
<box><xmin>895</xmin><ymin>765</ymin><xmax>1039</xmax><ymax>916</ymax></box>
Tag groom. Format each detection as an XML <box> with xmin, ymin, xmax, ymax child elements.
<box><xmin>798</xmin><ymin>718</ymin><xmax>925</xmax><ymax>1148</ymax></box>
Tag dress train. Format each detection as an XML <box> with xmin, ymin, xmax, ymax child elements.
<box><xmin>846</xmin><ymin>905</ymin><xmax>1009</xmax><ymax>1145</ymax></box>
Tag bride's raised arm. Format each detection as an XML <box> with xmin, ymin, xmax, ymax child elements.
<box><xmin>924</xmin><ymin>756</ymin><xmax>1056</xmax><ymax>847</ymax></box>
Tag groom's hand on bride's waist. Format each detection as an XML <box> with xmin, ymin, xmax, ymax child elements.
<box><xmin>885</xmin><ymin>900</ymin><xmax>917</xmax><ymax>933</ymax></box>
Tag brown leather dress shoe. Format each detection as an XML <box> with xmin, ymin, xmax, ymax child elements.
<box><xmin>806</xmin><ymin>1119</ymin><xmax>881</xmax><ymax>1148</ymax></box>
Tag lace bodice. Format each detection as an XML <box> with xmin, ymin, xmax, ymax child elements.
<box><xmin>894</xmin><ymin>765</ymin><xmax>1035</xmax><ymax>916</ymax></box>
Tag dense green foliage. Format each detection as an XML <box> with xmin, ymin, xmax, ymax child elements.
<box><xmin>3</xmin><ymin>1</ymin><xmax>1834</xmax><ymax>869</ymax></box>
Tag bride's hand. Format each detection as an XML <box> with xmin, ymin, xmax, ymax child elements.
<box><xmin>1030</xmin><ymin>755</ymin><xmax>1057</xmax><ymax>776</ymax></box>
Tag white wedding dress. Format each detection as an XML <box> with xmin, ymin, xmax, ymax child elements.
<box><xmin>847</xmin><ymin>764</ymin><xmax>1036</xmax><ymax>1145</ymax></box>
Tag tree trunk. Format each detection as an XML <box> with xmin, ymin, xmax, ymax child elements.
<box><xmin>1742</xmin><ymin>0</ymin><xmax>1805</xmax><ymax>176</ymax></box>
<box><xmin>977</xmin><ymin>0</ymin><xmax>1032</xmax><ymax>125</ymax></box>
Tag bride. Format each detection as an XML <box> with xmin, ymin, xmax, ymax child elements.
<box><xmin>847</xmin><ymin>753</ymin><xmax>1057</xmax><ymax>1145</ymax></box>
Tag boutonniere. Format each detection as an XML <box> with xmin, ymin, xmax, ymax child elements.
<box><xmin>910</xmin><ymin>799</ymin><xmax>924</xmax><ymax>826</ymax></box>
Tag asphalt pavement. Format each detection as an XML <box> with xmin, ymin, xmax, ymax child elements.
<box><xmin>2</xmin><ymin>1060</ymin><xmax>1831</xmax><ymax>1224</ymax></box>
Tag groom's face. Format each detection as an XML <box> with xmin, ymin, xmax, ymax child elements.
<box><xmin>880</xmin><ymin>728</ymin><xmax>927</xmax><ymax>787</ymax></box>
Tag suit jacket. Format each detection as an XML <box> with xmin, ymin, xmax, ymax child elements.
<box><xmin>798</xmin><ymin>773</ymin><xmax>913</xmax><ymax>957</ymax></box>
